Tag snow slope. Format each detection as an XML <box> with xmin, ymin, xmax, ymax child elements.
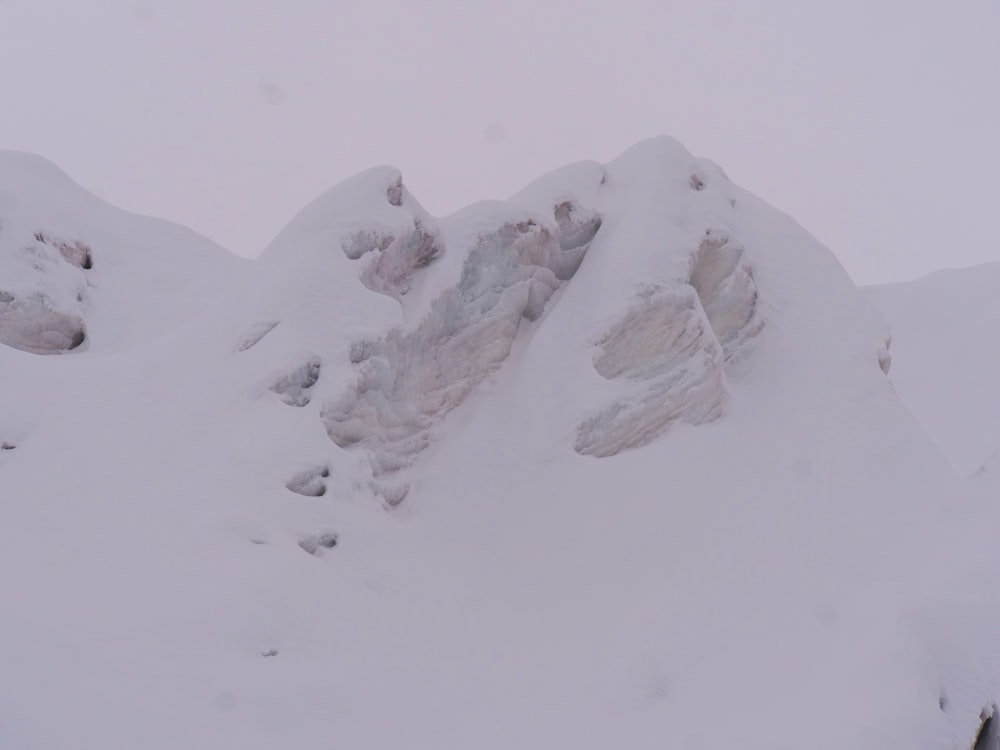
<box><xmin>2</xmin><ymin>139</ymin><xmax>998</xmax><ymax>750</ymax></box>
<box><xmin>868</xmin><ymin>263</ymin><xmax>1000</xmax><ymax>480</ymax></box>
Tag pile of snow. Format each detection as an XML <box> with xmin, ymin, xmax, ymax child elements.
<box><xmin>2</xmin><ymin>137</ymin><xmax>999</xmax><ymax>750</ymax></box>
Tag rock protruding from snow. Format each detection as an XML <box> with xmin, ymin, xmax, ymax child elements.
<box><xmin>552</xmin><ymin>200</ymin><xmax>602</xmax><ymax>280</ymax></box>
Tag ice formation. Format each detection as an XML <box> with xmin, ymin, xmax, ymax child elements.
<box><xmin>323</xmin><ymin>208</ymin><xmax>599</xmax><ymax>489</ymax></box>
<box><xmin>576</xmin><ymin>229</ymin><xmax>762</xmax><ymax>456</ymax></box>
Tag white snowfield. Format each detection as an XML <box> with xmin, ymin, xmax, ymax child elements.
<box><xmin>1</xmin><ymin>138</ymin><xmax>998</xmax><ymax>750</ymax></box>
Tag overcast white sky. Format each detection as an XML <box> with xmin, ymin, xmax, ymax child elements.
<box><xmin>1</xmin><ymin>0</ymin><xmax>997</xmax><ymax>284</ymax></box>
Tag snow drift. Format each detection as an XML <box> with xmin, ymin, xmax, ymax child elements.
<box><xmin>1</xmin><ymin>138</ymin><xmax>997</xmax><ymax>750</ymax></box>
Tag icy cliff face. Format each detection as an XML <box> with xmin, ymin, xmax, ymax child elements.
<box><xmin>250</xmin><ymin>138</ymin><xmax>767</xmax><ymax>496</ymax></box>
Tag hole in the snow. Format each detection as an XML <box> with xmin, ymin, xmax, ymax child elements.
<box><xmin>1</xmin><ymin>442</ymin><xmax>15</xmax><ymax>450</ymax></box>
<box><xmin>285</xmin><ymin>466</ymin><xmax>329</xmax><ymax>497</ymax></box>
<box><xmin>69</xmin><ymin>330</ymin><xmax>86</xmax><ymax>350</ymax></box>
<box><xmin>261</xmin><ymin>648</ymin><xmax>279</xmax><ymax>657</ymax></box>
<box><xmin>299</xmin><ymin>532</ymin><xmax>338</xmax><ymax>556</ymax></box>
<box><xmin>271</xmin><ymin>357</ymin><xmax>321</xmax><ymax>407</ymax></box>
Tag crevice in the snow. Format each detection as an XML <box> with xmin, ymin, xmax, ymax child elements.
<box><xmin>324</xmin><ymin>202</ymin><xmax>601</xmax><ymax>502</ymax></box>
<box><xmin>552</xmin><ymin>200</ymin><xmax>602</xmax><ymax>280</ymax></box>
<box><xmin>689</xmin><ymin>229</ymin><xmax>763</xmax><ymax>363</ymax></box>
<box><xmin>576</xmin><ymin>229</ymin><xmax>761</xmax><ymax>457</ymax></box>
<box><xmin>973</xmin><ymin>705</ymin><xmax>998</xmax><ymax>750</ymax></box>
<box><xmin>237</xmin><ymin>321</ymin><xmax>279</xmax><ymax>351</ymax></box>
<box><xmin>1</xmin><ymin>442</ymin><xmax>15</xmax><ymax>450</ymax></box>
<box><xmin>878</xmin><ymin>335</ymin><xmax>892</xmax><ymax>375</ymax></box>
<box><xmin>271</xmin><ymin>356</ymin><xmax>321</xmax><ymax>407</ymax></box>
<box><xmin>285</xmin><ymin>465</ymin><xmax>330</xmax><ymax>497</ymax></box>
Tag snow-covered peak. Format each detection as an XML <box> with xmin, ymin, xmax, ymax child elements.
<box><xmin>1</xmin><ymin>139</ymin><xmax>996</xmax><ymax>750</ymax></box>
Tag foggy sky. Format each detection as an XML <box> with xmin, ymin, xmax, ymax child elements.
<box><xmin>1</xmin><ymin>0</ymin><xmax>997</xmax><ymax>284</ymax></box>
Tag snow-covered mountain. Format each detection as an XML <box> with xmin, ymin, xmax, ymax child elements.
<box><xmin>2</xmin><ymin>138</ymin><xmax>998</xmax><ymax>750</ymax></box>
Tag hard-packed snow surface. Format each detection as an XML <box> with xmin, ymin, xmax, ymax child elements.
<box><xmin>2</xmin><ymin>138</ymin><xmax>999</xmax><ymax>750</ymax></box>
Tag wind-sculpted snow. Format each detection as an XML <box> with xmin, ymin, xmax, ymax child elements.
<box><xmin>323</xmin><ymin>213</ymin><xmax>596</xmax><ymax>499</ymax></box>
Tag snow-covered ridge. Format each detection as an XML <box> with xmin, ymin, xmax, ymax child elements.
<box><xmin>244</xmin><ymin>138</ymin><xmax>771</xmax><ymax>501</ymax></box>
<box><xmin>4</xmin><ymin>137</ymin><xmax>998</xmax><ymax>750</ymax></box>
